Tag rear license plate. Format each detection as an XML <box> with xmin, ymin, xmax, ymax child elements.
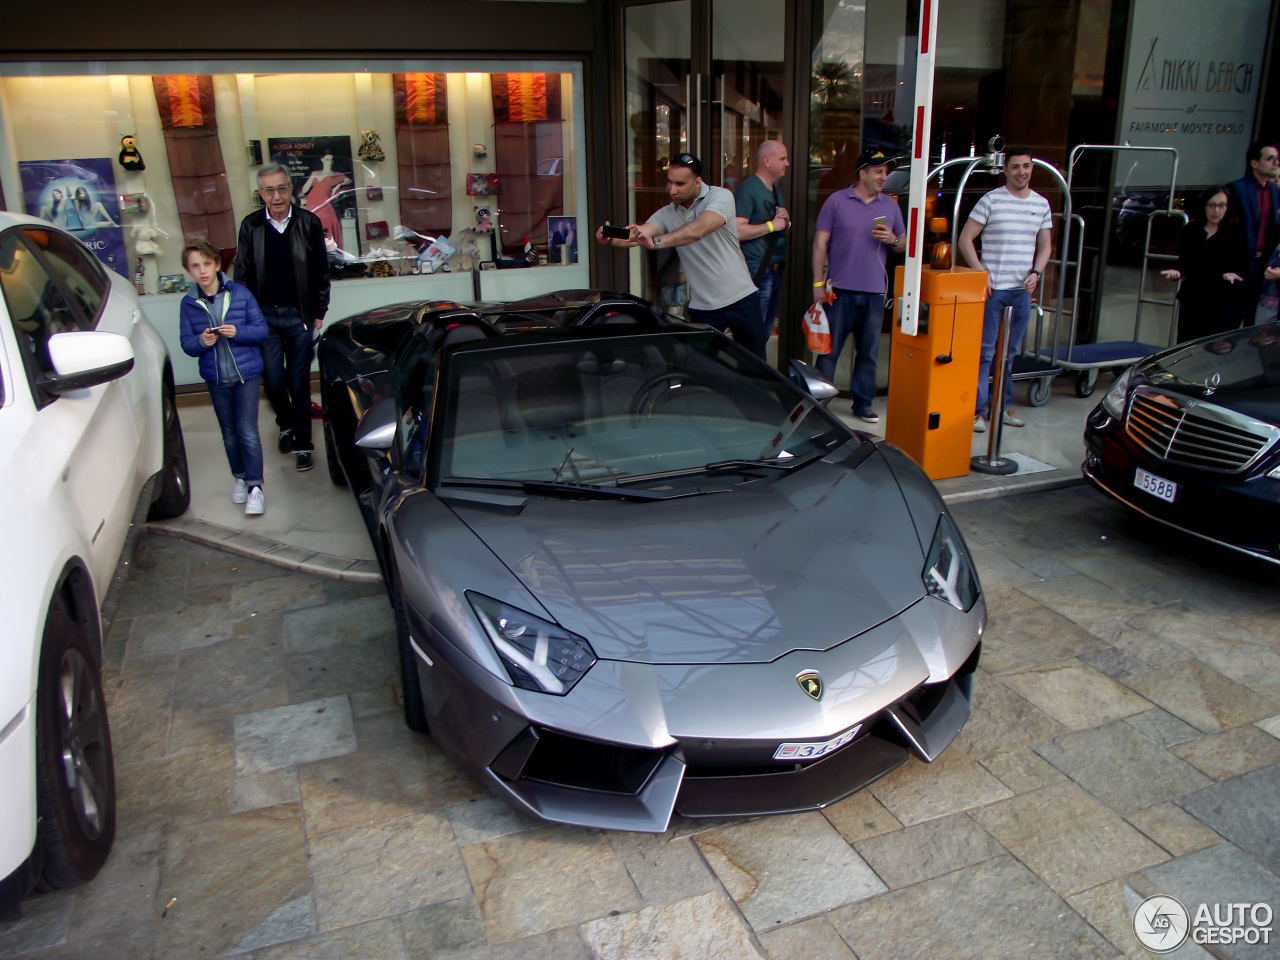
<box><xmin>1134</xmin><ymin>467</ymin><xmax>1178</xmax><ymax>503</ymax></box>
<box><xmin>773</xmin><ymin>723</ymin><xmax>862</xmax><ymax>761</ymax></box>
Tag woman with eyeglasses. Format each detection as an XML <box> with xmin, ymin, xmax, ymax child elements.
<box><xmin>1161</xmin><ymin>187</ymin><xmax>1248</xmax><ymax>342</ymax></box>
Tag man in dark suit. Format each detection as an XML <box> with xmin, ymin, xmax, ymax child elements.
<box><xmin>1225</xmin><ymin>140</ymin><xmax>1280</xmax><ymax>325</ymax></box>
<box><xmin>234</xmin><ymin>163</ymin><xmax>331</xmax><ymax>471</ymax></box>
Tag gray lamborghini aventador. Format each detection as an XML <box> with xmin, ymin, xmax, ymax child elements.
<box><xmin>317</xmin><ymin>290</ymin><xmax>984</xmax><ymax>833</ymax></box>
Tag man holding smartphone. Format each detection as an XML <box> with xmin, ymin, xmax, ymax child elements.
<box><xmin>811</xmin><ymin>148</ymin><xmax>906</xmax><ymax>423</ymax></box>
<box><xmin>596</xmin><ymin>153</ymin><xmax>765</xmax><ymax>359</ymax></box>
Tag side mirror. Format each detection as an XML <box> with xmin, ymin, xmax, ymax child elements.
<box><xmin>38</xmin><ymin>331</ymin><xmax>135</xmax><ymax>395</ymax></box>
<box><xmin>788</xmin><ymin>359</ymin><xmax>838</xmax><ymax>404</ymax></box>
<box><xmin>354</xmin><ymin>397</ymin><xmax>397</xmax><ymax>452</ymax></box>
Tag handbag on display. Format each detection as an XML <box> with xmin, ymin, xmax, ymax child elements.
<box><xmin>803</xmin><ymin>300</ymin><xmax>831</xmax><ymax>355</ymax></box>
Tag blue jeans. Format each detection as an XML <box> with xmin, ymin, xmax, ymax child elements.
<box><xmin>207</xmin><ymin>376</ymin><xmax>264</xmax><ymax>487</ymax></box>
<box><xmin>815</xmin><ymin>289</ymin><xmax>884</xmax><ymax>412</ymax></box>
<box><xmin>976</xmin><ymin>287</ymin><xmax>1031</xmax><ymax>416</ymax></box>
<box><xmin>756</xmin><ymin>267</ymin><xmax>783</xmax><ymax>340</ymax></box>
<box><xmin>688</xmin><ymin>292</ymin><xmax>768</xmax><ymax>360</ymax></box>
<box><xmin>261</xmin><ymin>305</ymin><xmax>315</xmax><ymax>451</ymax></box>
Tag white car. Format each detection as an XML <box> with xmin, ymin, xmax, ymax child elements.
<box><xmin>0</xmin><ymin>213</ymin><xmax>189</xmax><ymax>914</ymax></box>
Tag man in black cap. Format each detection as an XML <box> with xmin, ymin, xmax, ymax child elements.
<box><xmin>811</xmin><ymin>149</ymin><xmax>905</xmax><ymax>422</ymax></box>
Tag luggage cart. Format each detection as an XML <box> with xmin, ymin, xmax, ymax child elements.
<box><xmin>929</xmin><ymin>144</ymin><xmax>1066</xmax><ymax>406</ymax></box>
<box><xmin>1038</xmin><ymin>144</ymin><xmax>1183</xmax><ymax>397</ymax></box>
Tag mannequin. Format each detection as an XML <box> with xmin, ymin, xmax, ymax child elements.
<box><xmin>300</xmin><ymin>154</ymin><xmax>353</xmax><ymax>250</ymax></box>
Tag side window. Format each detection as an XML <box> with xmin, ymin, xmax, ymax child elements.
<box><xmin>392</xmin><ymin>335</ymin><xmax>438</xmax><ymax>482</ymax></box>
<box><xmin>23</xmin><ymin>228</ymin><xmax>107</xmax><ymax>329</ymax></box>
<box><xmin>0</xmin><ymin>232</ymin><xmax>79</xmax><ymax>385</ymax></box>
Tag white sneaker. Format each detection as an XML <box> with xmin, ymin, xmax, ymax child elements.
<box><xmin>245</xmin><ymin>486</ymin><xmax>265</xmax><ymax>516</ymax></box>
<box><xmin>1003</xmin><ymin>410</ymin><xmax>1026</xmax><ymax>428</ymax></box>
<box><xmin>973</xmin><ymin>415</ymin><xmax>987</xmax><ymax>433</ymax></box>
<box><xmin>231</xmin><ymin>478</ymin><xmax>248</xmax><ymax>504</ymax></box>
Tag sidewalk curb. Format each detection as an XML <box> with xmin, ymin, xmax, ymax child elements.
<box><xmin>144</xmin><ymin>517</ymin><xmax>383</xmax><ymax>583</ymax></box>
<box><xmin>938</xmin><ymin>472</ymin><xmax>1087</xmax><ymax>504</ymax></box>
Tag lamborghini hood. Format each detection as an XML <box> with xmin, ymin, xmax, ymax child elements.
<box><xmin>447</xmin><ymin>447</ymin><xmax>929</xmax><ymax>664</ymax></box>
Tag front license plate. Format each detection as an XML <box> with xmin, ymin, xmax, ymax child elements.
<box><xmin>1133</xmin><ymin>467</ymin><xmax>1178</xmax><ymax>503</ymax></box>
<box><xmin>773</xmin><ymin>723</ymin><xmax>862</xmax><ymax>761</ymax></box>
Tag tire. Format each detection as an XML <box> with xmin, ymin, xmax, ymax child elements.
<box><xmin>388</xmin><ymin>558</ymin><xmax>429</xmax><ymax>733</ymax></box>
<box><xmin>1027</xmin><ymin>376</ymin><xmax>1052</xmax><ymax>407</ymax></box>
<box><xmin>323</xmin><ymin>416</ymin><xmax>347</xmax><ymax>487</ymax></box>
<box><xmin>33</xmin><ymin>595</ymin><xmax>116</xmax><ymax>890</ymax></box>
<box><xmin>147</xmin><ymin>382</ymin><xmax>191</xmax><ymax>520</ymax></box>
<box><xmin>1075</xmin><ymin>368</ymin><xmax>1099</xmax><ymax>398</ymax></box>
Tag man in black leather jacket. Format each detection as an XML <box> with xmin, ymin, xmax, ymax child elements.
<box><xmin>233</xmin><ymin>162</ymin><xmax>331</xmax><ymax>471</ymax></box>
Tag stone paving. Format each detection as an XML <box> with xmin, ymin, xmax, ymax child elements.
<box><xmin>4</xmin><ymin>485</ymin><xmax>1280</xmax><ymax>959</ymax></box>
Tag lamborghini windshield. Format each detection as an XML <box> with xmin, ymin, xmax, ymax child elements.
<box><xmin>437</xmin><ymin>332</ymin><xmax>847</xmax><ymax>486</ymax></box>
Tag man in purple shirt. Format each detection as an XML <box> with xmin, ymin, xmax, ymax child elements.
<box><xmin>812</xmin><ymin>149</ymin><xmax>906</xmax><ymax>422</ymax></box>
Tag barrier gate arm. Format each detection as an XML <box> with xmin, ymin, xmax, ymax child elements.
<box><xmin>899</xmin><ymin>0</ymin><xmax>941</xmax><ymax>336</ymax></box>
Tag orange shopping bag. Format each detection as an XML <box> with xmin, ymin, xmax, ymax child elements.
<box><xmin>803</xmin><ymin>300</ymin><xmax>831</xmax><ymax>355</ymax></box>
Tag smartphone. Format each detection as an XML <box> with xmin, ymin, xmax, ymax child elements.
<box><xmin>601</xmin><ymin>224</ymin><xmax>630</xmax><ymax>240</ymax></box>
<box><xmin>872</xmin><ymin>216</ymin><xmax>887</xmax><ymax>232</ymax></box>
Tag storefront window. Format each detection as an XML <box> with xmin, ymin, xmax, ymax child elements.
<box><xmin>0</xmin><ymin>60</ymin><xmax>586</xmax><ymax>384</ymax></box>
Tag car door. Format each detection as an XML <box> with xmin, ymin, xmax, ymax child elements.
<box><xmin>0</xmin><ymin>230</ymin><xmax>137</xmax><ymax>589</ymax></box>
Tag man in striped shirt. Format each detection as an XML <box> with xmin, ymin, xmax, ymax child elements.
<box><xmin>958</xmin><ymin>147</ymin><xmax>1053</xmax><ymax>432</ymax></box>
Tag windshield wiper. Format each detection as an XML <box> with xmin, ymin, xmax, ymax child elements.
<box><xmin>704</xmin><ymin>453</ymin><xmax>824</xmax><ymax>473</ymax></box>
<box><xmin>616</xmin><ymin>450</ymin><xmax>827</xmax><ymax>485</ymax></box>
<box><xmin>441</xmin><ymin>476</ymin><xmax>670</xmax><ymax>501</ymax></box>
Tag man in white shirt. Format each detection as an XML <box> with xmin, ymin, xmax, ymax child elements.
<box><xmin>596</xmin><ymin>153</ymin><xmax>765</xmax><ymax>358</ymax></box>
<box><xmin>957</xmin><ymin>147</ymin><xmax>1053</xmax><ymax>432</ymax></box>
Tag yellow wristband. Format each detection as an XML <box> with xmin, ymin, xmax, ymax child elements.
<box><xmin>767</xmin><ymin>221</ymin><xmax>775</xmax><ymax>233</ymax></box>
<box><xmin>813</xmin><ymin>280</ymin><xmax>826</xmax><ymax>287</ymax></box>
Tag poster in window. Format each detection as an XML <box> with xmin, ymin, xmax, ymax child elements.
<box><xmin>547</xmin><ymin>216</ymin><xmax>578</xmax><ymax>265</ymax></box>
<box><xmin>19</xmin><ymin>158</ymin><xmax>128</xmax><ymax>278</ymax></box>
<box><xmin>268</xmin><ymin>136</ymin><xmax>357</xmax><ymax>252</ymax></box>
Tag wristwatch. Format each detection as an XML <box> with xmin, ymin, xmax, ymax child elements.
<box><xmin>1030</xmin><ymin>269</ymin><xmax>1042</xmax><ymax>277</ymax></box>
<box><xmin>653</xmin><ymin>235</ymin><xmax>663</xmax><ymax>247</ymax></box>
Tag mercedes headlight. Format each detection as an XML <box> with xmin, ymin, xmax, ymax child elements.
<box><xmin>1101</xmin><ymin>366</ymin><xmax>1133</xmax><ymax>419</ymax></box>
<box><xmin>467</xmin><ymin>593</ymin><xmax>596</xmax><ymax>695</ymax></box>
<box><xmin>922</xmin><ymin>514</ymin><xmax>979</xmax><ymax>612</ymax></box>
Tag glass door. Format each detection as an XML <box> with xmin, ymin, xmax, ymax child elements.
<box><xmin>624</xmin><ymin>0</ymin><xmax>692</xmax><ymax>306</ymax></box>
<box><xmin>709</xmin><ymin>0</ymin><xmax>786</xmax><ymax>190</ymax></box>
<box><xmin>623</xmin><ymin>0</ymin><xmax>788</xmax><ymax>310</ymax></box>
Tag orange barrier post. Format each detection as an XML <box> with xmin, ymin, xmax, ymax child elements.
<box><xmin>886</xmin><ymin>265</ymin><xmax>988</xmax><ymax>480</ymax></box>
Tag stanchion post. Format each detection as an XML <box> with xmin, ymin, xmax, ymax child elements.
<box><xmin>971</xmin><ymin>305</ymin><xmax>1018</xmax><ymax>475</ymax></box>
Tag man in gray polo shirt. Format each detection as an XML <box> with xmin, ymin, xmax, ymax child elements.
<box><xmin>595</xmin><ymin>153</ymin><xmax>765</xmax><ymax>358</ymax></box>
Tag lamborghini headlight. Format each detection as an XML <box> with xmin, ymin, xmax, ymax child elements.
<box><xmin>922</xmin><ymin>514</ymin><xmax>979</xmax><ymax>612</ymax></box>
<box><xmin>1101</xmin><ymin>366</ymin><xmax>1133</xmax><ymax>419</ymax></box>
<box><xmin>467</xmin><ymin>592</ymin><xmax>596</xmax><ymax>695</ymax></box>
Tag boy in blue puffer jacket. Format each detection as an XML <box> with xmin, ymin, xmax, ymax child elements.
<box><xmin>179</xmin><ymin>240</ymin><xmax>270</xmax><ymax>515</ymax></box>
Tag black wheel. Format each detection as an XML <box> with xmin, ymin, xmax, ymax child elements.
<box><xmin>1074</xmin><ymin>368</ymin><xmax>1099</xmax><ymax>398</ymax></box>
<box><xmin>34</xmin><ymin>595</ymin><xmax>115</xmax><ymax>890</ymax></box>
<box><xmin>387</xmin><ymin>558</ymin><xmax>428</xmax><ymax>733</ymax></box>
<box><xmin>323</xmin><ymin>416</ymin><xmax>347</xmax><ymax>487</ymax></box>
<box><xmin>147</xmin><ymin>382</ymin><xmax>190</xmax><ymax>520</ymax></box>
<box><xmin>1027</xmin><ymin>376</ymin><xmax>1052</xmax><ymax>407</ymax></box>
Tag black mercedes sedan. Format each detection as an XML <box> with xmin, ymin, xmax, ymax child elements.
<box><xmin>1083</xmin><ymin>323</ymin><xmax>1280</xmax><ymax>565</ymax></box>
